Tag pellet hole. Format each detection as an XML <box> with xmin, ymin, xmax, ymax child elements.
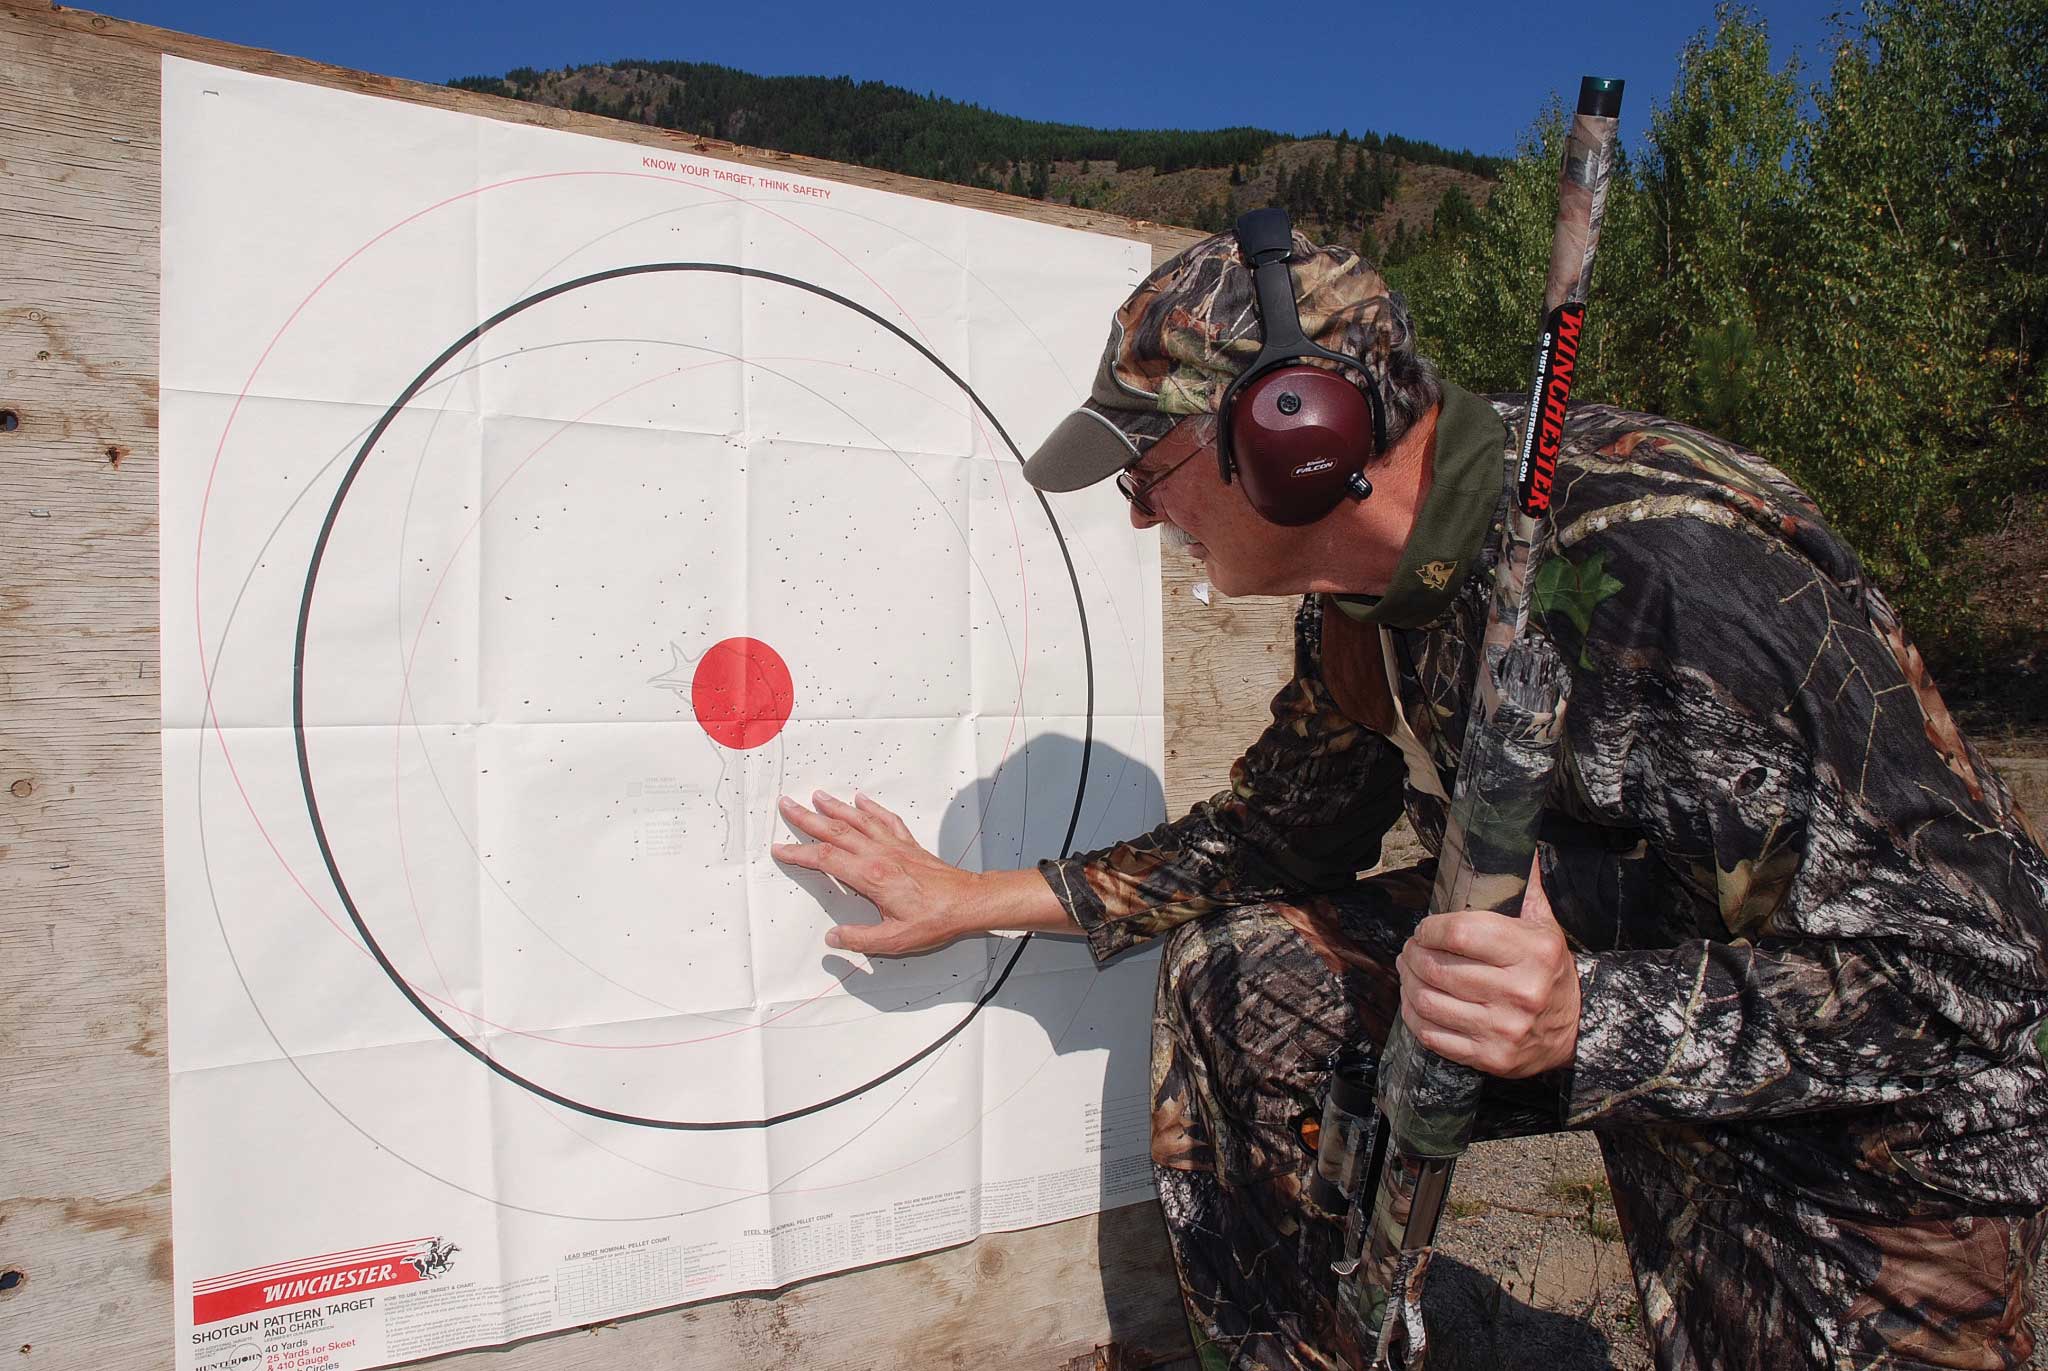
<box><xmin>0</xmin><ymin>411</ymin><xmax>19</xmax><ymax>433</ymax></box>
<box><xmin>0</xmin><ymin>1270</ymin><xmax>24</xmax><ymax>1293</ymax></box>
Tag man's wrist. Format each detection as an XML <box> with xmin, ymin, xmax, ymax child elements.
<box><xmin>947</xmin><ymin>869</ymin><xmax>1001</xmax><ymax>938</ymax></box>
<box><xmin>953</xmin><ymin>867</ymin><xmax>1080</xmax><ymax>937</ymax></box>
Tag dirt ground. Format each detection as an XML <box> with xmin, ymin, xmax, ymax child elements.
<box><xmin>1422</xmin><ymin>1127</ymin><xmax>2048</xmax><ymax>1368</ymax></box>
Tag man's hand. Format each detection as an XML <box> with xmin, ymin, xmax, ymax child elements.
<box><xmin>1395</xmin><ymin>854</ymin><xmax>1580</xmax><ymax>1078</ymax></box>
<box><xmin>772</xmin><ymin>791</ymin><xmax>982</xmax><ymax>956</ymax></box>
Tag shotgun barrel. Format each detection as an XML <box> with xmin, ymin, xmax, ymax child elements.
<box><xmin>1344</xmin><ymin>75</ymin><xmax>1625</xmax><ymax>1370</ymax></box>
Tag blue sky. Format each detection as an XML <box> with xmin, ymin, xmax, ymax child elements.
<box><xmin>105</xmin><ymin>0</ymin><xmax>1845</xmax><ymax>156</ymax></box>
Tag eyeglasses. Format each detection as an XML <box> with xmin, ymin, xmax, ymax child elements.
<box><xmin>1115</xmin><ymin>449</ymin><xmax>1200</xmax><ymax>517</ymax></box>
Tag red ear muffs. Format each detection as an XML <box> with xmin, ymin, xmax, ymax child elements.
<box><xmin>1225</xmin><ymin>365</ymin><xmax>1381</xmax><ymax>525</ymax></box>
<box><xmin>1217</xmin><ymin>209</ymin><xmax>1386</xmax><ymax>526</ymax></box>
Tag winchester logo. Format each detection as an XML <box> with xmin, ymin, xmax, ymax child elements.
<box><xmin>1291</xmin><ymin>457</ymin><xmax>1335</xmax><ymax>477</ymax></box>
<box><xmin>192</xmin><ymin>1236</ymin><xmax>452</xmax><ymax>1324</ymax></box>
<box><xmin>1517</xmin><ymin>301</ymin><xmax>1585</xmax><ymax>514</ymax></box>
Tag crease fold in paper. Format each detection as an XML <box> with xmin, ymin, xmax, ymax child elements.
<box><xmin>161</xmin><ymin>53</ymin><xmax>1165</xmax><ymax>1371</ymax></box>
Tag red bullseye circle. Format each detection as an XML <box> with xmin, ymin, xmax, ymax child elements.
<box><xmin>691</xmin><ymin>637</ymin><xmax>795</xmax><ymax>749</ymax></box>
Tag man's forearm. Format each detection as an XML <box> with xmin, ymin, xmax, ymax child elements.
<box><xmin>957</xmin><ymin>867</ymin><xmax>1082</xmax><ymax>938</ymax></box>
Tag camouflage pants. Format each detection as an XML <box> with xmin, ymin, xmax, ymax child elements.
<box><xmin>1149</xmin><ymin>867</ymin><xmax>2045</xmax><ymax>1371</ymax></box>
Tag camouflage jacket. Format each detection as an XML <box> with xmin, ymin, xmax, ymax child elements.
<box><xmin>1042</xmin><ymin>390</ymin><xmax>2048</xmax><ymax>1211</ymax></box>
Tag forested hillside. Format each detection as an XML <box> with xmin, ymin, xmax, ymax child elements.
<box><xmin>446</xmin><ymin>60</ymin><xmax>1500</xmax><ymax>255</ymax></box>
<box><xmin>450</xmin><ymin>60</ymin><xmax>1498</xmax><ymax>181</ymax></box>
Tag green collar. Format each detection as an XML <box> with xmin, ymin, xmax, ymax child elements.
<box><xmin>1331</xmin><ymin>382</ymin><xmax>1507</xmax><ymax>629</ymax></box>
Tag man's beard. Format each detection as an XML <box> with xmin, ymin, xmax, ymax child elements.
<box><xmin>1161</xmin><ymin>522</ymin><xmax>1198</xmax><ymax>551</ymax></box>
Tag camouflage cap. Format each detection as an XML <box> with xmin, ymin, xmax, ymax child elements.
<box><xmin>1024</xmin><ymin>228</ymin><xmax>1398</xmax><ymax>492</ymax></box>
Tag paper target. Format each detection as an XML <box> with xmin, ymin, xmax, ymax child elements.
<box><xmin>162</xmin><ymin>56</ymin><xmax>1164</xmax><ymax>1371</ymax></box>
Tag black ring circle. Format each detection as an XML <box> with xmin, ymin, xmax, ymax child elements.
<box><xmin>292</xmin><ymin>262</ymin><xmax>1097</xmax><ymax>1131</ymax></box>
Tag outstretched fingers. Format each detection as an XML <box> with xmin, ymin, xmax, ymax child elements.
<box><xmin>777</xmin><ymin>794</ymin><xmax>864</xmax><ymax>848</ymax></box>
<box><xmin>771</xmin><ymin>790</ymin><xmax>966</xmax><ymax>960</ymax></box>
<box><xmin>768</xmin><ymin>831</ymin><xmax>860</xmax><ymax>885</ymax></box>
<box><xmin>852</xmin><ymin>790</ymin><xmax>915</xmax><ymax>842</ymax></box>
<box><xmin>810</xmin><ymin>789</ymin><xmax>893</xmax><ymax>842</ymax></box>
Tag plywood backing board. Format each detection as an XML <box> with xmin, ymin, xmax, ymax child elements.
<box><xmin>0</xmin><ymin>3</ymin><xmax>1298</xmax><ymax>1367</ymax></box>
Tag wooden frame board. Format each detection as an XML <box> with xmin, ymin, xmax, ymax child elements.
<box><xmin>0</xmin><ymin>4</ymin><xmax>1299</xmax><ymax>1367</ymax></box>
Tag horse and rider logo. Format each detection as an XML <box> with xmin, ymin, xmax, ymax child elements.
<box><xmin>407</xmin><ymin>1238</ymin><xmax>460</xmax><ymax>1280</ymax></box>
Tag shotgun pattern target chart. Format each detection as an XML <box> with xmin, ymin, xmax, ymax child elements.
<box><xmin>159</xmin><ymin>57</ymin><xmax>1164</xmax><ymax>1371</ymax></box>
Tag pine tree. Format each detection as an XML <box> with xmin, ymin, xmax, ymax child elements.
<box><xmin>1287</xmin><ymin>159</ymin><xmax>1316</xmax><ymax>218</ymax></box>
<box><xmin>1384</xmin><ymin>219</ymin><xmax>1411</xmax><ymax>267</ymax></box>
<box><xmin>1430</xmin><ymin>185</ymin><xmax>1479</xmax><ymax>240</ymax></box>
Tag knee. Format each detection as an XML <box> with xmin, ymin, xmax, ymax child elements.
<box><xmin>1155</xmin><ymin>903</ymin><xmax>1298</xmax><ymax>1032</ymax></box>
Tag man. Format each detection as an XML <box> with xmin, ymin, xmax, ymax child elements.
<box><xmin>772</xmin><ymin>229</ymin><xmax>2048</xmax><ymax>1369</ymax></box>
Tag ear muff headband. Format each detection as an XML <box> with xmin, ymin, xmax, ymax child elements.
<box><xmin>1217</xmin><ymin>209</ymin><xmax>1387</xmax><ymax>525</ymax></box>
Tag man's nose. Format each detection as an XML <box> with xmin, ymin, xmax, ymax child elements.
<box><xmin>1128</xmin><ymin>501</ymin><xmax>1163</xmax><ymax>530</ymax></box>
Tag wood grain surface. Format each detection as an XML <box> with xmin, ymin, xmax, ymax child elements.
<box><xmin>7</xmin><ymin>8</ymin><xmax>2043</xmax><ymax>1371</ymax></box>
<box><xmin>0</xmin><ymin>3</ymin><xmax>1296</xmax><ymax>1368</ymax></box>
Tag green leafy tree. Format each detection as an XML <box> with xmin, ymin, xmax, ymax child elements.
<box><xmin>1386</xmin><ymin>106</ymin><xmax>1648</xmax><ymax>394</ymax></box>
<box><xmin>1390</xmin><ymin>1</ymin><xmax>2045</xmax><ymax>667</ymax></box>
<box><xmin>1628</xmin><ymin>7</ymin><xmax>1804</xmax><ymax>435</ymax></box>
<box><xmin>1744</xmin><ymin>0</ymin><xmax>2047</xmax><ymax>646</ymax></box>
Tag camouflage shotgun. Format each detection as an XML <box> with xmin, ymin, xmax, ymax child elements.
<box><xmin>1338</xmin><ymin>75</ymin><xmax>1625</xmax><ymax>1368</ymax></box>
